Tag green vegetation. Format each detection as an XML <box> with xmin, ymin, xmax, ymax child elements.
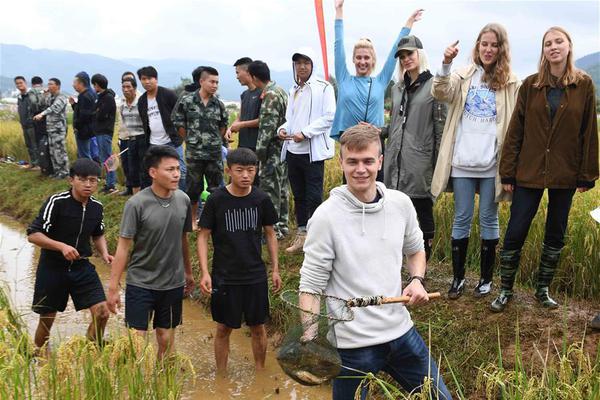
<box><xmin>1</xmin><ymin>118</ymin><xmax>599</xmax><ymax>398</ymax></box>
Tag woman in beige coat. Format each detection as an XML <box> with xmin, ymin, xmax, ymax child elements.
<box><xmin>431</xmin><ymin>23</ymin><xmax>520</xmax><ymax>299</ymax></box>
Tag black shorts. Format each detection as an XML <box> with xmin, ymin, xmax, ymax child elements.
<box><xmin>125</xmin><ymin>284</ymin><xmax>184</xmax><ymax>330</ymax></box>
<box><xmin>32</xmin><ymin>259</ymin><xmax>106</xmax><ymax>315</ymax></box>
<box><xmin>210</xmin><ymin>280</ymin><xmax>269</xmax><ymax>329</ymax></box>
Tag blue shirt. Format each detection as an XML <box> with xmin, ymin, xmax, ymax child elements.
<box><xmin>331</xmin><ymin>19</ymin><xmax>410</xmax><ymax>140</ymax></box>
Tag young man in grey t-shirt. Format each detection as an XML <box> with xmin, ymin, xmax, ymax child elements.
<box><xmin>107</xmin><ymin>145</ymin><xmax>195</xmax><ymax>359</ymax></box>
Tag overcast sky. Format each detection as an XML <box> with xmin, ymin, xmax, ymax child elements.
<box><xmin>1</xmin><ymin>0</ymin><xmax>598</xmax><ymax>79</ymax></box>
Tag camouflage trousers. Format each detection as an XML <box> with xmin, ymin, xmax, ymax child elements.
<box><xmin>186</xmin><ymin>158</ymin><xmax>223</xmax><ymax>204</ymax></box>
<box><xmin>47</xmin><ymin>126</ymin><xmax>69</xmax><ymax>177</ymax></box>
<box><xmin>259</xmin><ymin>154</ymin><xmax>289</xmax><ymax>236</ymax></box>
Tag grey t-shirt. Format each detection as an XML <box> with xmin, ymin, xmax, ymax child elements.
<box><xmin>120</xmin><ymin>187</ymin><xmax>193</xmax><ymax>290</ymax></box>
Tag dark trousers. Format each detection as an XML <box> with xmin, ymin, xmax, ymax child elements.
<box><xmin>119</xmin><ymin>139</ymin><xmax>131</xmax><ymax>188</ymax></box>
<box><xmin>503</xmin><ymin>186</ymin><xmax>575</xmax><ymax>251</ymax></box>
<box><xmin>410</xmin><ymin>197</ymin><xmax>435</xmax><ymax>240</ymax></box>
<box><xmin>286</xmin><ymin>152</ymin><xmax>324</xmax><ymax>228</ymax></box>
<box><xmin>127</xmin><ymin>136</ymin><xmax>147</xmax><ymax>188</ymax></box>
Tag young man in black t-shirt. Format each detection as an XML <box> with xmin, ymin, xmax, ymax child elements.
<box><xmin>198</xmin><ymin>148</ymin><xmax>281</xmax><ymax>372</ymax></box>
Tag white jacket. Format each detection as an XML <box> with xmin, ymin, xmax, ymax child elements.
<box><xmin>278</xmin><ymin>75</ymin><xmax>336</xmax><ymax>162</ymax></box>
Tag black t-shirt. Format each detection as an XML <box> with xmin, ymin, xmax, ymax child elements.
<box><xmin>199</xmin><ymin>186</ymin><xmax>277</xmax><ymax>285</ymax></box>
<box><xmin>239</xmin><ymin>88</ymin><xmax>262</xmax><ymax>150</ymax></box>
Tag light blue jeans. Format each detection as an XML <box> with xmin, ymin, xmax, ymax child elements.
<box><xmin>451</xmin><ymin>177</ymin><xmax>499</xmax><ymax>240</ymax></box>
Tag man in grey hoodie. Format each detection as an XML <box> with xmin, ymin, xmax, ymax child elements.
<box><xmin>299</xmin><ymin>124</ymin><xmax>451</xmax><ymax>399</ymax></box>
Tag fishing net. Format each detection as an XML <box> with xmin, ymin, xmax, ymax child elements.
<box><xmin>277</xmin><ymin>290</ymin><xmax>441</xmax><ymax>386</ymax></box>
<box><xmin>103</xmin><ymin>148</ymin><xmax>129</xmax><ymax>172</ymax></box>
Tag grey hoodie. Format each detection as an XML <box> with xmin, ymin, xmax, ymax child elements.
<box><xmin>299</xmin><ymin>182</ymin><xmax>424</xmax><ymax>349</ymax></box>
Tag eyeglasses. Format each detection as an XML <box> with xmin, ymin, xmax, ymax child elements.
<box><xmin>75</xmin><ymin>176</ymin><xmax>99</xmax><ymax>184</ymax></box>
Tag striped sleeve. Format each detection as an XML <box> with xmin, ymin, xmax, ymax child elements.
<box><xmin>26</xmin><ymin>192</ymin><xmax>70</xmax><ymax>235</ymax></box>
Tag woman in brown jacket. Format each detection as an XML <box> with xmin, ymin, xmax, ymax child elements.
<box><xmin>491</xmin><ymin>27</ymin><xmax>599</xmax><ymax>312</ymax></box>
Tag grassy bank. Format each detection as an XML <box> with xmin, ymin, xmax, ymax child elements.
<box><xmin>2</xmin><ymin>121</ymin><xmax>600</xmax><ymax>398</ymax></box>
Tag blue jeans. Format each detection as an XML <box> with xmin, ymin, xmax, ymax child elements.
<box><xmin>76</xmin><ymin>137</ymin><xmax>91</xmax><ymax>159</ymax></box>
<box><xmin>451</xmin><ymin>177</ymin><xmax>499</xmax><ymax>240</ymax></box>
<box><xmin>90</xmin><ymin>137</ymin><xmax>100</xmax><ymax>161</ymax></box>
<box><xmin>97</xmin><ymin>135</ymin><xmax>116</xmax><ymax>189</ymax></box>
<box><xmin>334</xmin><ymin>327</ymin><xmax>452</xmax><ymax>400</ymax></box>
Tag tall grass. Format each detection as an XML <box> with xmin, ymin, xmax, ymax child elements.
<box><xmin>0</xmin><ymin>285</ymin><xmax>194</xmax><ymax>400</ymax></box>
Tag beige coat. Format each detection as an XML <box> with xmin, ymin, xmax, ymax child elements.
<box><xmin>430</xmin><ymin>64</ymin><xmax>521</xmax><ymax>202</ymax></box>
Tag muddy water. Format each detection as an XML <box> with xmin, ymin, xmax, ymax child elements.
<box><xmin>0</xmin><ymin>215</ymin><xmax>330</xmax><ymax>399</ymax></box>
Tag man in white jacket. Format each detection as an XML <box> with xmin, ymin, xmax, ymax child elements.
<box><xmin>299</xmin><ymin>124</ymin><xmax>452</xmax><ymax>399</ymax></box>
<box><xmin>278</xmin><ymin>49</ymin><xmax>336</xmax><ymax>253</ymax></box>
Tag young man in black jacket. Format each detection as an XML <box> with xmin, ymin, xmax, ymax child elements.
<box><xmin>136</xmin><ymin>66</ymin><xmax>186</xmax><ymax>190</ymax></box>
<box><xmin>70</xmin><ymin>72</ymin><xmax>96</xmax><ymax>159</ymax></box>
<box><xmin>91</xmin><ymin>74</ymin><xmax>117</xmax><ymax>194</ymax></box>
<box><xmin>27</xmin><ymin>159</ymin><xmax>113</xmax><ymax>353</ymax></box>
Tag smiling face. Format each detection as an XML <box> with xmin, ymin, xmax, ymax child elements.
<box><xmin>543</xmin><ymin>29</ymin><xmax>570</xmax><ymax>67</ymax></box>
<box><xmin>478</xmin><ymin>31</ymin><xmax>499</xmax><ymax>69</ymax></box>
<box><xmin>353</xmin><ymin>48</ymin><xmax>375</xmax><ymax>77</ymax></box>
<box><xmin>340</xmin><ymin>141</ymin><xmax>382</xmax><ymax>196</ymax></box>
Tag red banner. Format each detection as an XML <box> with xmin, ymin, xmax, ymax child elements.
<box><xmin>314</xmin><ymin>0</ymin><xmax>329</xmax><ymax>80</ymax></box>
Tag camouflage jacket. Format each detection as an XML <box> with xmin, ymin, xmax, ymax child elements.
<box><xmin>172</xmin><ymin>91</ymin><xmax>228</xmax><ymax>160</ymax></box>
<box><xmin>256</xmin><ymin>81</ymin><xmax>287</xmax><ymax>164</ymax></box>
<box><xmin>41</xmin><ymin>92</ymin><xmax>68</xmax><ymax>129</ymax></box>
<box><xmin>28</xmin><ymin>87</ymin><xmax>49</xmax><ymax>115</ymax></box>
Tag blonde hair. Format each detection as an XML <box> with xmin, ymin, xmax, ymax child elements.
<box><xmin>397</xmin><ymin>49</ymin><xmax>430</xmax><ymax>81</ymax></box>
<box><xmin>471</xmin><ymin>23</ymin><xmax>512</xmax><ymax>90</ymax></box>
<box><xmin>353</xmin><ymin>38</ymin><xmax>377</xmax><ymax>69</ymax></box>
<box><xmin>340</xmin><ymin>124</ymin><xmax>382</xmax><ymax>156</ymax></box>
<box><xmin>534</xmin><ymin>26</ymin><xmax>585</xmax><ymax>88</ymax></box>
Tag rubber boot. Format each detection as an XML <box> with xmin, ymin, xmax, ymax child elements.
<box><xmin>448</xmin><ymin>238</ymin><xmax>468</xmax><ymax>299</ymax></box>
<box><xmin>490</xmin><ymin>248</ymin><xmax>521</xmax><ymax>312</ymax></box>
<box><xmin>474</xmin><ymin>238</ymin><xmax>499</xmax><ymax>297</ymax></box>
<box><xmin>534</xmin><ymin>244</ymin><xmax>561</xmax><ymax>309</ymax></box>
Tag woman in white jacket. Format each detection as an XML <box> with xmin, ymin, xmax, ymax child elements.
<box><xmin>431</xmin><ymin>23</ymin><xmax>520</xmax><ymax>299</ymax></box>
<box><xmin>278</xmin><ymin>48</ymin><xmax>336</xmax><ymax>253</ymax></box>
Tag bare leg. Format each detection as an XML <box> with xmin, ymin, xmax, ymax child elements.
<box><xmin>214</xmin><ymin>323</ymin><xmax>233</xmax><ymax>373</ymax></box>
<box><xmin>87</xmin><ymin>301</ymin><xmax>110</xmax><ymax>343</ymax></box>
<box><xmin>249</xmin><ymin>324</ymin><xmax>267</xmax><ymax>370</ymax></box>
<box><xmin>156</xmin><ymin>327</ymin><xmax>175</xmax><ymax>360</ymax></box>
<box><xmin>35</xmin><ymin>312</ymin><xmax>57</xmax><ymax>350</ymax></box>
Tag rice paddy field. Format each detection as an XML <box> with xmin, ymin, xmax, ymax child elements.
<box><xmin>0</xmin><ymin>117</ymin><xmax>599</xmax><ymax>399</ymax></box>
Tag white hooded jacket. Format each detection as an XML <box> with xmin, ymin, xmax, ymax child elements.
<box><xmin>278</xmin><ymin>48</ymin><xmax>336</xmax><ymax>162</ymax></box>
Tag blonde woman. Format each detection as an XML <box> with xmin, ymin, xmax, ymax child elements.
<box><xmin>382</xmin><ymin>36</ymin><xmax>446</xmax><ymax>260</ymax></box>
<box><xmin>491</xmin><ymin>27</ymin><xmax>599</xmax><ymax>312</ymax></box>
<box><xmin>332</xmin><ymin>0</ymin><xmax>423</xmax><ymax>181</ymax></box>
<box><xmin>431</xmin><ymin>24</ymin><xmax>520</xmax><ymax>299</ymax></box>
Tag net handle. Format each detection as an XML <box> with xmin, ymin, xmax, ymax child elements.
<box><xmin>380</xmin><ymin>292</ymin><xmax>441</xmax><ymax>304</ymax></box>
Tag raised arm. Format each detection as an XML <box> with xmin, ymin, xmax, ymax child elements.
<box><xmin>334</xmin><ymin>0</ymin><xmax>349</xmax><ymax>83</ymax></box>
<box><xmin>378</xmin><ymin>9</ymin><xmax>423</xmax><ymax>83</ymax></box>
<box><xmin>431</xmin><ymin>40</ymin><xmax>460</xmax><ymax>103</ymax></box>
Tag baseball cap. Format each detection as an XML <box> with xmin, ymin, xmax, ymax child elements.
<box><xmin>394</xmin><ymin>36</ymin><xmax>423</xmax><ymax>58</ymax></box>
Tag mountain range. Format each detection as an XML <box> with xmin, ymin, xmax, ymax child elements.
<box><xmin>0</xmin><ymin>44</ymin><xmax>296</xmax><ymax>101</ymax></box>
<box><xmin>1</xmin><ymin>44</ymin><xmax>598</xmax><ymax>102</ymax></box>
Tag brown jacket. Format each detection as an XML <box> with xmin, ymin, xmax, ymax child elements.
<box><xmin>500</xmin><ymin>73</ymin><xmax>598</xmax><ymax>189</ymax></box>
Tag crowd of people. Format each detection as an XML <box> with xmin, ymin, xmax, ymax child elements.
<box><xmin>13</xmin><ymin>1</ymin><xmax>599</xmax><ymax>398</ymax></box>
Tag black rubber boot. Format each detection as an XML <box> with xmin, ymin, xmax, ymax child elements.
<box><xmin>534</xmin><ymin>244</ymin><xmax>562</xmax><ymax>309</ymax></box>
<box><xmin>490</xmin><ymin>248</ymin><xmax>521</xmax><ymax>312</ymax></box>
<box><xmin>474</xmin><ymin>238</ymin><xmax>499</xmax><ymax>297</ymax></box>
<box><xmin>448</xmin><ymin>237</ymin><xmax>468</xmax><ymax>299</ymax></box>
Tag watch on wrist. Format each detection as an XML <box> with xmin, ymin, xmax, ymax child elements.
<box><xmin>409</xmin><ymin>275</ymin><xmax>426</xmax><ymax>286</ymax></box>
